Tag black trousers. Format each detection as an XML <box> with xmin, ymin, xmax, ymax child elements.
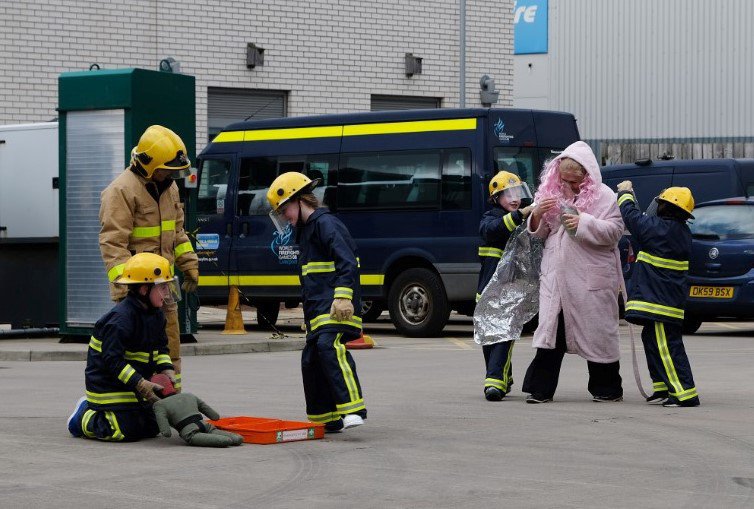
<box><xmin>302</xmin><ymin>330</ymin><xmax>367</xmax><ymax>424</ymax></box>
<box><xmin>482</xmin><ymin>341</ymin><xmax>514</xmax><ymax>393</ymax></box>
<box><xmin>522</xmin><ymin>312</ymin><xmax>622</xmax><ymax>399</ymax></box>
<box><xmin>641</xmin><ymin>321</ymin><xmax>699</xmax><ymax>403</ymax></box>
<box><xmin>79</xmin><ymin>405</ymin><xmax>159</xmax><ymax>442</ymax></box>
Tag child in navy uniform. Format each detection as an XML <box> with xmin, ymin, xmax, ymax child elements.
<box><xmin>617</xmin><ymin>182</ymin><xmax>700</xmax><ymax>407</ymax></box>
<box><xmin>476</xmin><ymin>171</ymin><xmax>532</xmax><ymax>401</ymax></box>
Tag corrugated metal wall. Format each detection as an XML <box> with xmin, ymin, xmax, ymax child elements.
<box><xmin>517</xmin><ymin>0</ymin><xmax>754</xmax><ymax>163</ymax></box>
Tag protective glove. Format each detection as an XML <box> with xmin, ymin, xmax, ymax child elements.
<box><xmin>161</xmin><ymin>369</ymin><xmax>177</xmax><ymax>385</ymax></box>
<box><xmin>181</xmin><ymin>268</ymin><xmax>199</xmax><ymax>293</ymax></box>
<box><xmin>135</xmin><ymin>378</ymin><xmax>164</xmax><ymax>404</ymax></box>
<box><xmin>520</xmin><ymin>205</ymin><xmax>534</xmax><ymax>218</ymax></box>
<box><xmin>330</xmin><ymin>298</ymin><xmax>354</xmax><ymax>322</ymax></box>
<box><xmin>617</xmin><ymin>180</ymin><xmax>633</xmax><ymax>192</ymax></box>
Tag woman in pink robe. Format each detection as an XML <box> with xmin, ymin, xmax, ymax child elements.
<box><xmin>522</xmin><ymin>141</ymin><xmax>625</xmax><ymax>403</ymax></box>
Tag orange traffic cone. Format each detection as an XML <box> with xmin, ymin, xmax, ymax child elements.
<box><xmin>345</xmin><ymin>332</ymin><xmax>375</xmax><ymax>350</ymax></box>
<box><xmin>221</xmin><ymin>286</ymin><xmax>247</xmax><ymax>335</ymax></box>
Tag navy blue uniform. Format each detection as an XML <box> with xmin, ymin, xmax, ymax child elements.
<box><xmin>71</xmin><ymin>294</ymin><xmax>174</xmax><ymax>441</ymax></box>
<box><xmin>618</xmin><ymin>191</ymin><xmax>699</xmax><ymax>405</ymax></box>
<box><xmin>476</xmin><ymin>207</ymin><xmax>524</xmax><ymax>394</ymax></box>
<box><xmin>298</xmin><ymin>208</ymin><xmax>366</xmax><ymax>423</ymax></box>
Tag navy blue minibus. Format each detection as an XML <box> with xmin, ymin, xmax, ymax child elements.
<box><xmin>195</xmin><ymin>108</ymin><xmax>579</xmax><ymax>336</ymax></box>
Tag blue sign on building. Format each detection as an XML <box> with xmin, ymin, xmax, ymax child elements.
<box><xmin>514</xmin><ymin>0</ymin><xmax>548</xmax><ymax>55</ymax></box>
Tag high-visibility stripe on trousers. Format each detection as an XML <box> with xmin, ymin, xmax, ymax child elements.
<box><xmin>482</xmin><ymin>341</ymin><xmax>514</xmax><ymax>393</ymax></box>
<box><xmin>302</xmin><ymin>331</ymin><xmax>366</xmax><ymax>423</ymax></box>
<box><xmin>73</xmin><ymin>404</ymin><xmax>159</xmax><ymax>442</ymax></box>
<box><xmin>641</xmin><ymin>321</ymin><xmax>699</xmax><ymax>402</ymax></box>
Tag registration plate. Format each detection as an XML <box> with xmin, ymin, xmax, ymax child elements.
<box><xmin>689</xmin><ymin>286</ymin><xmax>734</xmax><ymax>299</ymax></box>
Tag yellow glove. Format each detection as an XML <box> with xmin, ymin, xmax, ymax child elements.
<box><xmin>330</xmin><ymin>298</ymin><xmax>354</xmax><ymax>322</ymax></box>
<box><xmin>617</xmin><ymin>180</ymin><xmax>633</xmax><ymax>192</ymax></box>
<box><xmin>520</xmin><ymin>205</ymin><xmax>534</xmax><ymax>218</ymax></box>
<box><xmin>135</xmin><ymin>378</ymin><xmax>163</xmax><ymax>404</ymax></box>
<box><xmin>181</xmin><ymin>268</ymin><xmax>199</xmax><ymax>293</ymax></box>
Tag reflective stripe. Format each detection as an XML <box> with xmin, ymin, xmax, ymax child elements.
<box><xmin>81</xmin><ymin>409</ymin><xmax>97</xmax><ymax>438</ymax></box>
<box><xmin>86</xmin><ymin>390</ymin><xmax>139</xmax><ymax>405</ymax></box>
<box><xmin>336</xmin><ymin>399</ymin><xmax>366</xmax><ymax>415</ymax></box>
<box><xmin>655</xmin><ymin>322</ymin><xmax>695</xmax><ymax>400</ymax></box>
<box><xmin>653</xmin><ymin>381</ymin><xmax>668</xmax><ymax>391</ymax></box>
<box><xmin>213</xmin><ymin>119</ymin><xmax>477</xmax><ymax>144</ymax></box>
<box><xmin>117</xmin><ymin>364</ymin><xmax>137</xmax><ymax>384</ymax></box>
<box><xmin>174</xmin><ymin>373</ymin><xmax>182</xmax><ymax>391</ymax></box>
<box><xmin>618</xmin><ymin>193</ymin><xmax>635</xmax><ymax>206</ymax></box>
<box><xmin>161</xmin><ymin>220</ymin><xmax>175</xmax><ymax>231</ymax></box>
<box><xmin>307</xmin><ymin>411</ymin><xmax>340</xmax><ymax>423</ymax></box>
<box><xmin>636</xmin><ymin>251</ymin><xmax>689</xmax><ymax>271</ymax></box>
<box><xmin>484</xmin><ymin>378</ymin><xmax>506</xmax><ymax>390</ymax></box>
<box><xmin>198</xmin><ymin>274</ymin><xmax>384</xmax><ymax>286</ymax></box>
<box><xmin>174</xmin><ymin>241</ymin><xmax>194</xmax><ymax>258</ymax></box>
<box><xmin>334</xmin><ymin>333</ymin><xmax>359</xmax><ymax>402</ymax></box>
<box><xmin>625</xmin><ymin>300</ymin><xmax>684</xmax><ymax>320</ymax></box>
<box><xmin>104</xmin><ymin>411</ymin><xmax>125</xmax><ymax>441</ymax></box>
<box><xmin>503</xmin><ymin>213</ymin><xmax>517</xmax><ymax>232</ymax></box>
<box><xmin>107</xmin><ymin>264</ymin><xmax>126</xmax><ymax>282</ymax></box>
<box><xmin>333</xmin><ymin>287</ymin><xmax>353</xmax><ymax>299</ymax></box>
<box><xmin>302</xmin><ymin>261</ymin><xmax>336</xmax><ymax>276</ymax></box>
<box><xmin>124</xmin><ymin>351</ymin><xmax>150</xmax><ymax>363</ymax></box>
<box><xmin>475</xmin><ymin>293</ymin><xmax>481</xmax><ymax>303</ymax></box>
<box><xmin>131</xmin><ymin>225</ymin><xmax>161</xmax><ymax>238</ymax></box>
<box><xmin>343</xmin><ymin>118</ymin><xmax>477</xmax><ymax>136</ymax></box>
<box><xmin>309</xmin><ymin>313</ymin><xmax>363</xmax><ymax>332</ymax></box>
<box><xmin>88</xmin><ymin>336</ymin><xmax>102</xmax><ymax>352</ymax></box>
<box><xmin>156</xmin><ymin>353</ymin><xmax>172</xmax><ymax>365</ymax></box>
<box><xmin>478</xmin><ymin>247</ymin><xmax>503</xmax><ymax>258</ymax></box>
<box><xmin>483</xmin><ymin>342</ymin><xmax>514</xmax><ymax>392</ymax></box>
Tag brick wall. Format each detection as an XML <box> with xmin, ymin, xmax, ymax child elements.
<box><xmin>1</xmin><ymin>0</ymin><xmax>512</xmax><ymax>151</ymax></box>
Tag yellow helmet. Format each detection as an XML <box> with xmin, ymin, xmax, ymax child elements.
<box><xmin>266</xmin><ymin>171</ymin><xmax>319</xmax><ymax>211</ymax></box>
<box><xmin>489</xmin><ymin>171</ymin><xmax>522</xmax><ymax>197</ymax></box>
<box><xmin>130</xmin><ymin>125</ymin><xmax>191</xmax><ymax>179</ymax></box>
<box><xmin>116</xmin><ymin>253</ymin><xmax>174</xmax><ymax>285</ymax></box>
<box><xmin>658</xmin><ymin>187</ymin><xmax>695</xmax><ymax>217</ymax></box>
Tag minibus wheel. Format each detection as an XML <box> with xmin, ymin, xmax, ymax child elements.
<box><xmin>255</xmin><ymin>301</ymin><xmax>280</xmax><ymax>329</ymax></box>
<box><xmin>388</xmin><ymin>268</ymin><xmax>450</xmax><ymax>337</ymax></box>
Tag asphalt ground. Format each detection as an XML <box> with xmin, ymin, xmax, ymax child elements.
<box><xmin>1</xmin><ymin>312</ymin><xmax>753</xmax><ymax>508</ymax></box>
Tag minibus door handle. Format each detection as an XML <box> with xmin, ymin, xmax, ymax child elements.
<box><xmin>240</xmin><ymin>222</ymin><xmax>249</xmax><ymax>239</ymax></box>
<box><xmin>225</xmin><ymin>223</ymin><xmax>232</xmax><ymax>238</ymax></box>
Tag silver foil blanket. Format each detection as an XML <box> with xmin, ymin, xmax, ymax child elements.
<box><xmin>473</xmin><ymin>226</ymin><xmax>544</xmax><ymax>345</ymax></box>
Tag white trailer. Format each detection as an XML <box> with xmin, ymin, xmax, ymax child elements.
<box><xmin>0</xmin><ymin>122</ymin><xmax>59</xmax><ymax>239</ymax></box>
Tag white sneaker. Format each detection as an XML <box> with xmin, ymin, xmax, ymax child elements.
<box><xmin>342</xmin><ymin>414</ymin><xmax>364</xmax><ymax>429</ymax></box>
<box><xmin>67</xmin><ymin>396</ymin><xmax>87</xmax><ymax>437</ymax></box>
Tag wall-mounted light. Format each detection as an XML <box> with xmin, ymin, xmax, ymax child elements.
<box><xmin>247</xmin><ymin>43</ymin><xmax>265</xmax><ymax>69</ymax></box>
<box><xmin>159</xmin><ymin>57</ymin><xmax>181</xmax><ymax>73</ymax></box>
<box><xmin>405</xmin><ymin>53</ymin><xmax>422</xmax><ymax>77</ymax></box>
<box><xmin>479</xmin><ymin>74</ymin><xmax>499</xmax><ymax>105</ymax></box>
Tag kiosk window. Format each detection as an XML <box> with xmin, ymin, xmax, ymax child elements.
<box><xmin>197</xmin><ymin>159</ymin><xmax>231</xmax><ymax>215</ymax></box>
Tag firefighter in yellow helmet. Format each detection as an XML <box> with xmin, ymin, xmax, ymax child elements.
<box><xmin>99</xmin><ymin>125</ymin><xmax>199</xmax><ymax>390</ymax></box>
<box><xmin>267</xmin><ymin>171</ymin><xmax>367</xmax><ymax>433</ymax></box>
<box><xmin>475</xmin><ymin>170</ymin><xmax>533</xmax><ymax>401</ymax></box>
<box><xmin>66</xmin><ymin>253</ymin><xmax>179</xmax><ymax>441</ymax></box>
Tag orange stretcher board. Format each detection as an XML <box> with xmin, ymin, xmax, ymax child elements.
<box><xmin>210</xmin><ymin>416</ymin><xmax>325</xmax><ymax>444</ymax></box>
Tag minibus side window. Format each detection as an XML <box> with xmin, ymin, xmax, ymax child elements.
<box><xmin>305</xmin><ymin>155</ymin><xmax>337</xmax><ymax>207</ymax></box>
<box><xmin>441</xmin><ymin>149</ymin><xmax>471</xmax><ymax>209</ymax></box>
<box><xmin>339</xmin><ymin>150</ymin><xmax>441</xmax><ymax>210</ymax></box>
<box><xmin>493</xmin><ymin>147</ymin><xmax>537</xmax><ymax>191</ymax></box>
<box><xmin>197</xmin><ymin>158</ymin><xmax>232</xmax><ymax>215</ymax></box>
<box><xmin>238</xmin><ymin>157</ymin><xmax>278</xmax><ymax>215</ymax></box>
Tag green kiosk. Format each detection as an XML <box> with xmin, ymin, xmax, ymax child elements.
<box><xmin>58</xmin><ymin>67</ymin><xmax>198</xmax><ymax>341</ymax></box>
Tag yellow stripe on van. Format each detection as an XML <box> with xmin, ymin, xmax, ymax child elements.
<box><xmin>212</xmin><ymin>131</ymin><xmax>245</xmax><ymax>143</ymax></box>
<box><xmin>198</xmin><ymin>274</ymin><xmax>385</xmax><ymax>286</ymax></box>
<box><xmin>343</xmin><ymin>118</ymin><xmax>477</xmax><ymax>136</ymax></box>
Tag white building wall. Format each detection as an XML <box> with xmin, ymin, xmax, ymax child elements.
<box><xmin>514</xmin><ymin>0</ymin><xmax>754</xmax><ymax>160</ymax></box>
<box><xmin>0</xmin><ymin>0</ymin><xmax>513</xmax><ymax>152</ymax></box>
